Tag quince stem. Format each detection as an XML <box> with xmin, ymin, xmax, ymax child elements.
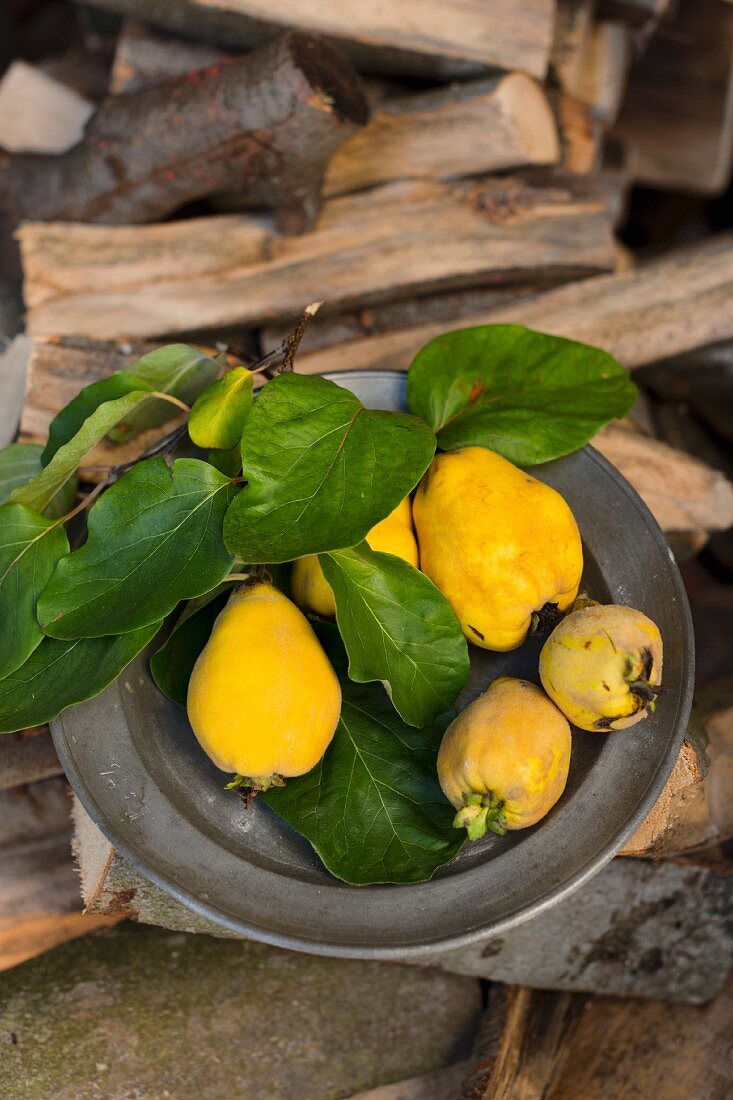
<box><xmin>453</xmin><ymin>791</ymin><xmax>507</xmax><ymax>840</ymax></box>
<box><xmin>225</xmin><ymin>773</ymin><xmax>286</xmax><ymax>800</ymax></box>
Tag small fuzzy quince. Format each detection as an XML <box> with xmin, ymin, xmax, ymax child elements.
<box><xmin>187</xmin><ymin>580</ymin><xmax>341</xmax><ymax>788</ymax></box>
<box><xmin>291</xmin><ymin>498</ymin><xmax>418</xmax><ymax>617</ymax></box>
<box><xmin>539</xmin><ymin>602</ymin><xmax>663</xmax><ymax>732</ymax></box>
<box><xmin>413</xmin><ymin>447</ymin><xmax>583</xmax><ymax>651</ymax></box>
<box><xmin>438</xmin><ymin>677</ymin><xmax>571</xmax><ymax>838</ymax></box>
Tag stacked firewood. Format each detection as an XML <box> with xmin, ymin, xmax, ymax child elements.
<box><xmin>1</xmin><ymin>0</ymin><xmax>733</xmax><ymax>1004</ymax></box>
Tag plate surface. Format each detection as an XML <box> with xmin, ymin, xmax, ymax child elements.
<box><xmin>52</xmin><ymin>371</ymin><xmax>694</xmax><ymax>958</ymax></box>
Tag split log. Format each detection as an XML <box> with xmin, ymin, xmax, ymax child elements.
<box><xmin>622</xmin><ymin>690</ymin><xmax>733</xmax><ymax>857</ymax></box>
<box><xmin>614</xmin><ymin>0</ymin><xmax>733</xmax><ymax>194</ymax></box>
<box><xmin>0</xmin><ymin>728</ymin><xmax>63</xmax><ymax>792</ymax></box>
<box><xmin>77</xmin><ymin>0</ymin><xmax>556</xmax><ymax>81</ymax></box>
<box><xmin>18</xmin><ymin>173</ymin><xmax>616</xmax><ymax>341</ymax></box>
<box><xmin>0</xmin><ymin>33</ymin><xmax>370</xmax><ymax>236</ymax></box>
<box><xmin>0</xmin><ymin>61</ymin><xmax>94</xmax><ymax>154</ymax></box>
<box><xmin>286</xmin><ymin>235</ymin><xmax>733</xmax><ymax>376</ymax></box>
<box><xmin>460</xmin><ymin>967</ymin><xmax>733</xmax><ymax>1099</ymax></box>
<box><xmin>550</xmin><ymin>90</ymin><xmax>604</xmax><ymax>173</ymax></box>
<box><xmin>0</xmin><ymin>778</ymin><xmax>118</xmax><ymax>972</ymax></box>
<box><xmin>324</xmin><ymin>75</ymin><xmax>560</xmax><ymax>197</ymax></box>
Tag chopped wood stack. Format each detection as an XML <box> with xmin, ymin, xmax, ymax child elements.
<box><xmin>2</xmin><ymin>0</ymin><xmax>733</xmax><ymax>1012</ymax></box>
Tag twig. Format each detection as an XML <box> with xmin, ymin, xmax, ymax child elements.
<box><xmin>248</xmin><ymin>301</ymin><xmax>325</xmax><ymax>378</ymax></box>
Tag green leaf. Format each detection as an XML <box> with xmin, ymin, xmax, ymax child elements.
<box><xmin>207</xmin><ymin>444</ymin><xmax>242</xmax><ymax>478</ymax></box>
<box><xmin>263</xmin><ymin>680</ymin><xmax>463</xmax><ymax>885</ymax></box>
<box><xmin>106</xmin><ymin>344</ymin><xmax>220</xmax><ymax>443</ymax></box>
<box><xmin>0</xmin><ymin>622</ymin><xmax>162</xmax><ymax>733</ymax></box>
<box><xmin>320</xmin><ymin>543</ymin><xmax>469</xmax><ymax>727</ymax></box>
<box><xmin>0</xmin><ymin>504</ymin><xmax>69</xmax><ymax>680</ymax></box>
<box><xmin>150</xmin><ymin>589</ymin><xmax>229</xmax><ymax>706</ymax></box>
<box><xmin>10</xmin><ymin>391</ymin><xmax>149</xmax><ymax>514</ymax></box>
<box><xmin>224</xmin><ymin>373</ymin><xmax>436</xmax><ymax>563</ymax></box>
<box><xmin>407</xmin><ymin>324</ymin><xmax>638</xmax><ymax>465</ymax></box>
<box><xmin>0</xmin><ymin>443</ymin><xmax>78</xmax><ymax>518</ymax></box>
<box><xmin>38</xmin><ymin>458</ymin><xmax>236</xmax><ymax>639</ymax></box>
<box><xmin>42</xmin><ymin>372</ymin><xmax>155</xmax><ymax>465</ymax></box>
<box><xmin>188</xmin><ymin>367</ymin><xmax>253</xmax><ymax>450</ymax></box>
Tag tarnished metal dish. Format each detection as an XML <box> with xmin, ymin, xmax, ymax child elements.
<box><xmin>52</xmin><ymin>371</ymin><xmax>695</xmax><ymax>958</ymax></box>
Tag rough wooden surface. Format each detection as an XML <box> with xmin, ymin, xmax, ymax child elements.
<box><xmin>1</xmin><ymin>33</ymin><xmax>370</xmax><ymax>236</ymax></box>
<box><xmin>0</xmin><ymin>780</ymin><xmax>118</xmax><ymax>973</ymax></box>
<box><xmin>551</xmin><ymin>0</ymin><xmax>595</xmax><ymax>95</ymax></box>
<box><xmin>109</xmin><ymin>17</ymin><xmax>234</xmax><ymax>93</ymax></box>
<box><xmin>0</xmin><ymin>922</ymin><xmax>481</xmax><ymax>1099</ymax></box>
<box><xmin>575</xmin><ymin>20</ymin><xmax>631</xmax><ymax>124</ymax></box>
<box><xmin>325</xmin><ymin>75</ymin><xmax>560</xmax><ymax>197</ymax></box>
<box><xmin>18</xmin><ymin>173</ymin><xmax>615</xmax><ymax>340</ymax></box>
<box><xmin>614</xmin><ymin>0</ymin><xmax>733</xmax><ymax>193</ymax></box>
<box><xmin>288</xmin><ymin>235</ymin><xmax>733</xmax><ymax>376</ymax></box>
<box><xmin>460</xmin><ymin>967</ymin><xmax>733</xmax><ymax>1098</ymax></box>
<box><xmin>77</xmin><ymin>0</ymin><xmax>557</xmax><ymax>80</ymax></box>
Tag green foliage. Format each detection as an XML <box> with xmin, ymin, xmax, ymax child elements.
<box><xmin>10</xmin><ymin>391</ymin><xmax>149</xmax><ymax>514</ymax></box>
<box><xmin>264</xmin><ymin>680</ymin><xmax>463</xmax><ymax>884</ymax></box>
<box><xmin>407</xmin><ymin>323</ymin><xmax>637</xmax><ymax>464</ymax></box>
<box><xmin>224</xmin><ymin>373</ymin><xmax>436</xmax><ymax>563</ymax></box>
<box><xmin>0</xmin><ymin>442</ymin><xmax>78</xmax><ymax>518</ymax></box>
<box><xmin>0</xmin><ymin>622</ymin><xmax>162</xmax><ymax>733</ymax></box>
<box><xmin>42</xmin><ymin>373</ymin><xmax>154</xmax><ymax>465</ymax></box>
<box><xmin>150</xmin><ymin>589</ymin><xmax>229</xmax><ymax>707</ymax></box>
<box><xmin>188</xmin><ymin>367</ymin><xmax>253</xmax><ymax>450</ymax></box>
<box><xmin>0</xmin><ymin>504</ymin><xmax>69</xmax><ymax>679</ymax></box>
<box><xmin>320</xmin><ymin>543</ymin><xmax>469</xmax><ymax>727</ymax></box>
<box><xmin>38</xmin><ymin>459</ymin><xmax>236</xmax><ymax>639</ymax></box>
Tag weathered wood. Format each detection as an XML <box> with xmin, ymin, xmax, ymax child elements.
<box><xmin>614</xmin><ymin>0</ymin><xmax>733</xmax><ymax>194</ymax></box>
<box><xmin>550</xmin><ymin>90</ymin><xmax>604</xmax><ymax>173</ymax></box>
<box><xmin>622</xmin><ymin>693</ymin><xmax>733</xmax><ymax>857</ymax></box>
<box><xmin>77</xmin><ymin>0</ymin><xmax>556</xmax><ymax>80</ymax></box>
<box><xmin>0</xmin><ymin>335</ymin><xmax>32</xmax><ymax>448</ymax></box>
<box><xmin>325</xmin><ymin>75</ymin><xmax>560</xmax><ymax>197</ymax></box>
<box><xmin>18</xmin><ymin>173</ymin><xmax>615</xmax><ymax>341</ymax></box>
<box><xmin>0</xmin><ymin>729</ymin><xmax>62</xmax><ymax>792</ymax></box>
<box><xmin>352</xmin><ymin>1062</ymin><xmax>473</xmax><ymax>1100</ymax></box>
<box><xmin>0</xmin><ymin>61</ymin><xmax>94</xmax><ymax>154</ymax></box>
<box><xmin>287</xmin><ymin>235</ymin><xmax>733</xmax><ymax>376</ymax></box>
<box><xmin>0</xmin><ymin>779</ymin><xmax>118</xmax><ymax>973</ymax></box>
<box><xmin>550</xmin><ymin>0</ymin><xmax>596</xmax><ymax>94</ymax></box>
<box><xmin>461</xmin><ymin>966</ymin><xmax>733</xmax><ymax>1099</ymax></box>
<box><xmin>1</xmin><ymin>33</ymin><xmax>370</xmax><ymax>236</ymax></box>
<box><xmin>598</xmin><ymin>0</ymin><xmax>673</xmax><ymax>29</ymax></box>
<box><xmin>592</xmin><ymin>421</ymin><xmax>733</xmax><ymax>538</ymax></box>
<box><xmin>575</xmin><ymin>19</ymin><xmax>631</xmax><ymax>124</ymax></box>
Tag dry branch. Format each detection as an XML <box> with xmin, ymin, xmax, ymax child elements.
<box><xmin>77</xmin><ymin>0</ymin><xmax>556</xmax><ymax>80</ymax></box>
<box><xmin>109</xmin><ymin>18</ymin><xmax>234</xmax><ymax>93</ymax></box>
<box><xmin>18</xmin><ymin>172</ymin><xmax>615</xmax><ymax>341</ymax></box>
<box><xmin>0</xmin><ymin>33</ymin><xmax>370</xmax><ymax>236</ymax></box>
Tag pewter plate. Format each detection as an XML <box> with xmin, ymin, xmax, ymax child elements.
<box><xmin>52</xmin><ymin>371</ymin><xmax>695</xmax><ymax>958</ymax></box>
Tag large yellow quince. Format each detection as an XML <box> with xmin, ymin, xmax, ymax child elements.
<box><xmin>187</xmin><ymin>581</ymin><xmax>341</xmax><ymax>788</ymax></box>
<box><xmin>438</xmin><ymin>677</ymin><xmax>571</xmax><ymax>837</ymax></box>
<box><xmin>413</xmin><ymin>446</ymin><xmax>583</xmax><ymax>651</ymax></box>
<box><xmin>291</xmin><ymin>498</ymin><xmax>418</xmax><ymax>617</ymax></box>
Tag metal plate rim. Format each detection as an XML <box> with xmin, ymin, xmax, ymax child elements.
<box><xmin>51</xmin><ymin>369</ymin><xmax>695</xmax><ymax>959</ymax></box>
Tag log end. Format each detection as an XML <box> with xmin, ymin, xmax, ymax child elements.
<box><xmin>498</xmin><ymin>71</ymin><xmax>560</xmax><ymax>166</ymax></box>
<box><xmin>285</xmin><ymin>31</ymin><xmax>370</xmax><ymax>128</ymax></box>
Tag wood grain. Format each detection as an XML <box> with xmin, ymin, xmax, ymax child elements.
<box><xmin>79</xmin><ymin>0</ymin><xmax>556</xmax><ymax>80</ymax></box>
<box><xmin>18</xmin><ymin>173</ymin><xmax>615</xmax><ymax>340</ymax></box>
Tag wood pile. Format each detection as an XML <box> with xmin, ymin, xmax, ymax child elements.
<box><xmin>1</xmin><ymin>0</ymin><xmax>733</xmax><ymax>1022</ymax></box>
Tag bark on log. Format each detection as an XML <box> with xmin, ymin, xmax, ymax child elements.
<box><xmin>325</xmin><ymin>75</ymin><xmax>560</xmax><ymax>197</ymax></box>
<box><xmin>286</xmin><ymin>235</ymin><xmax>733</xmax><ymax>376</ymax></box>
<box><xmin>0</xmin><ymin>33</ymin><xmax>370</xmax><ymax>236</ymax></box>
<box><xmin>18</xmin><ymin>173</ymin><xmax>616</xmax><ymax>341</ymax></box>
<box><xmin>574</xmin><ymin>19</ymin><xmax>631</xmax><ymax>124</ymax></box>
<box><xmin>109</xmin><ymin>18</ymin><xmax>235</xmax><ymax>94</ymax></box>
<box><xmin>76</xmin><ymin>0</ymin><xmax>556</xmax><ymax>81</ymax></box>
<box><xmin>613</xmin><ymin>0</ymin><xmax>733</xmax><ymax>194</ymax></box>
